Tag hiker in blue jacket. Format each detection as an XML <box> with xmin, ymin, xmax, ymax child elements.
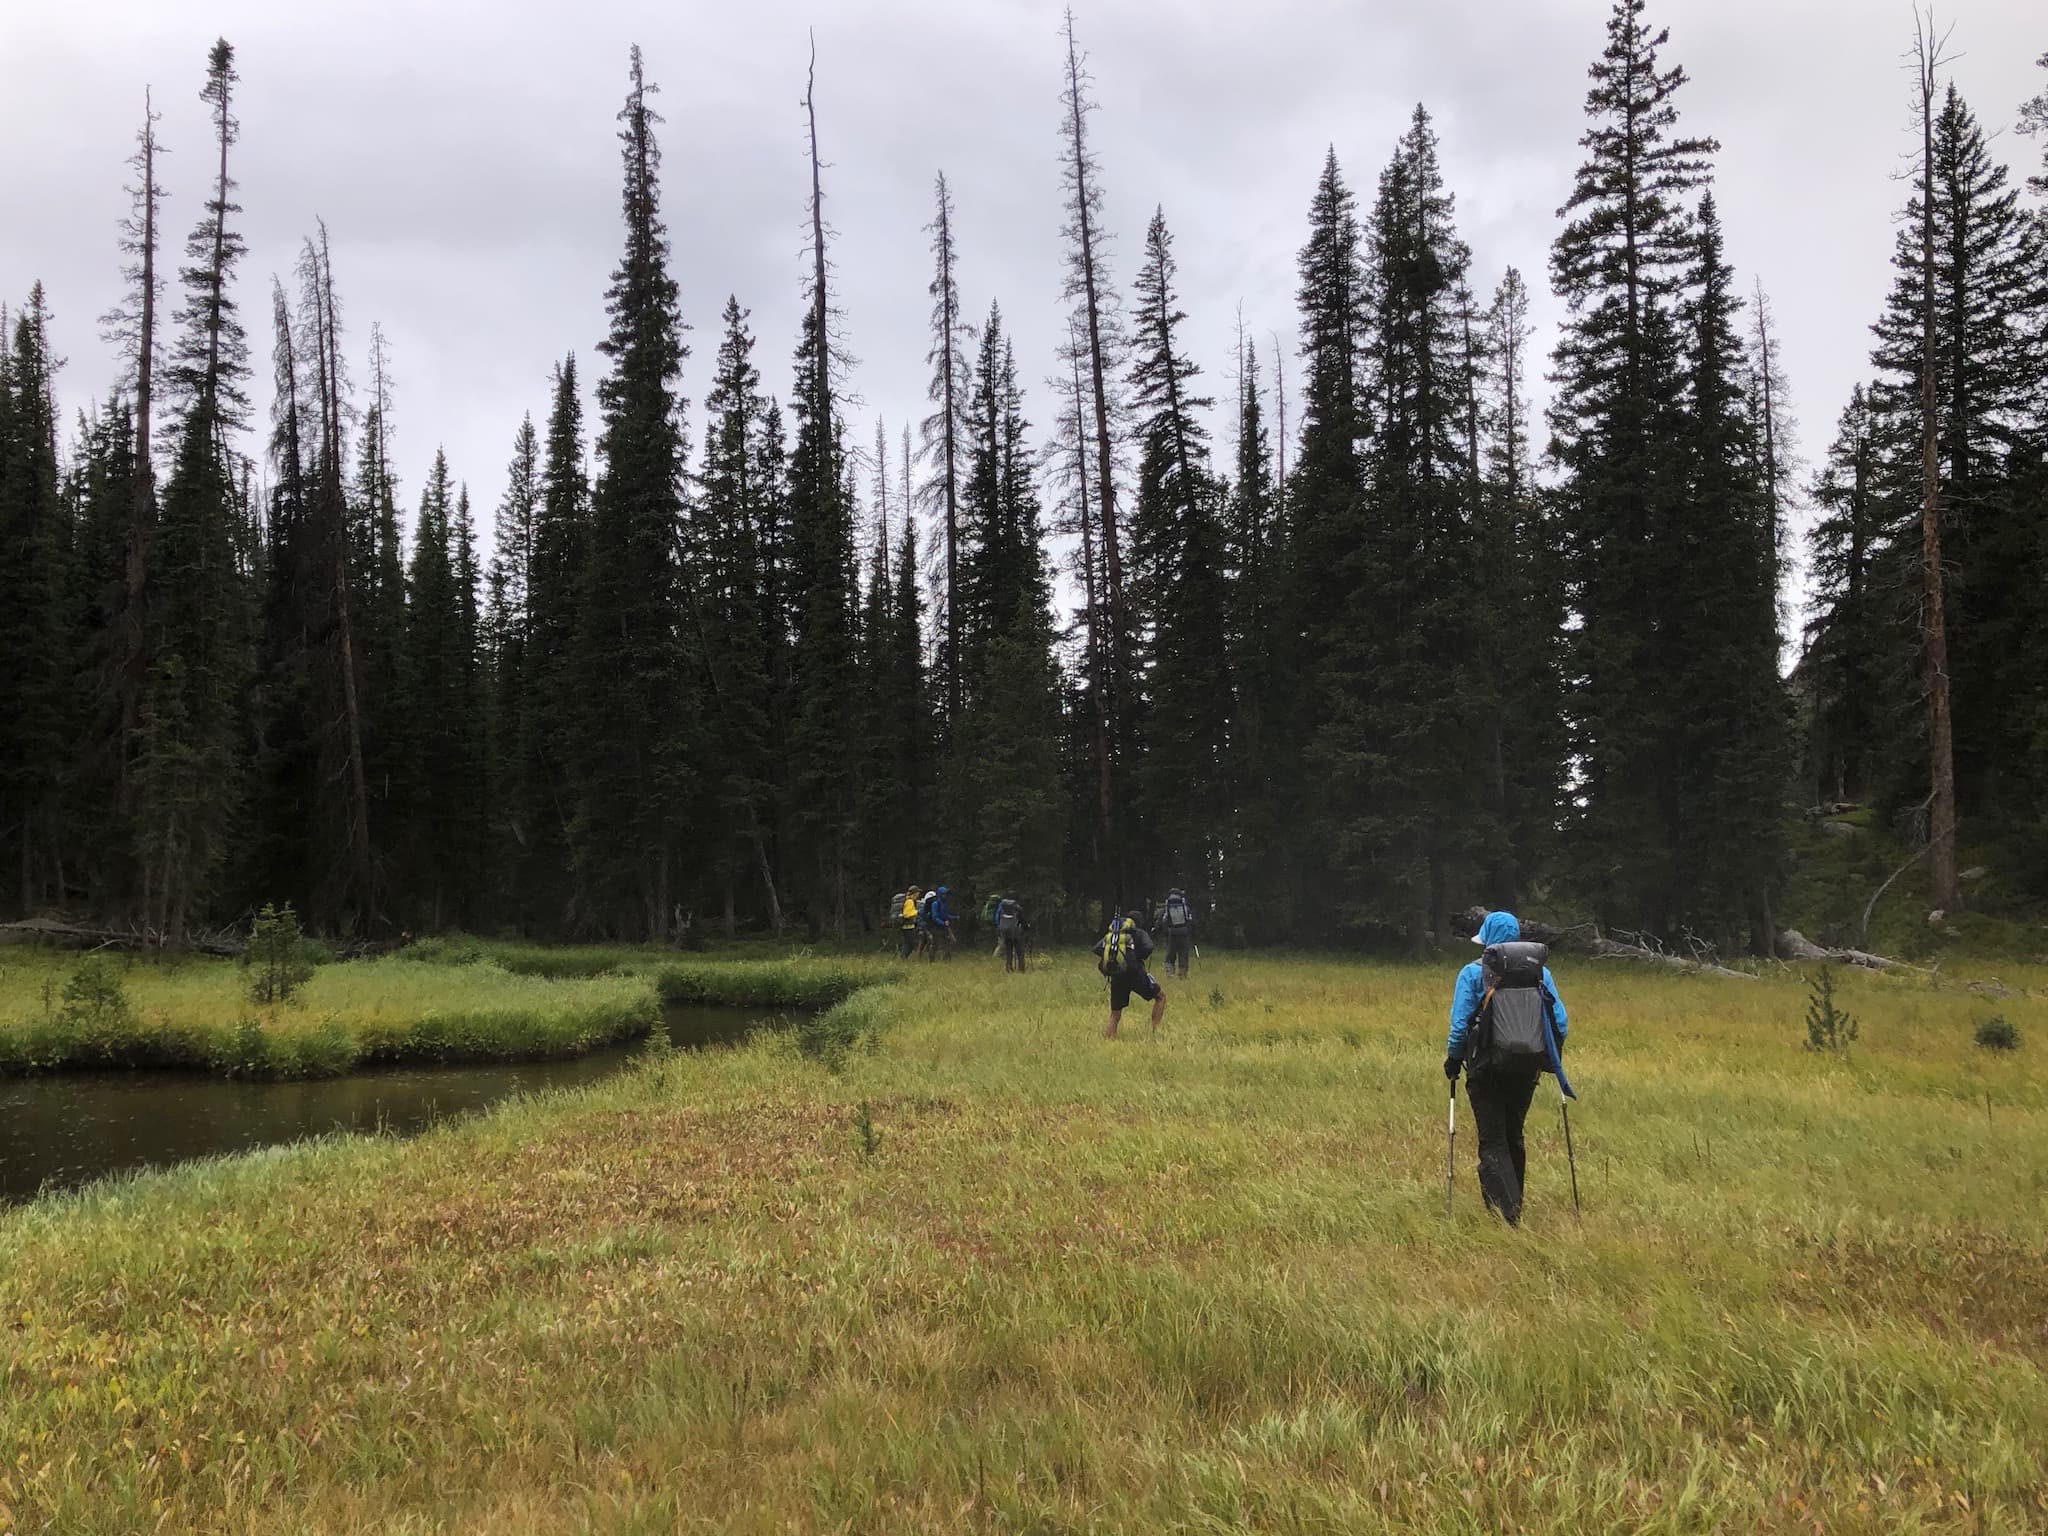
<box><xmin>1445</xmin><ymin>910</ymin><xmax>1571</xmax><ymax>1225</ymax></box>
<box><xmin>924</xmin><ymin>885</ymin><xmax>957</xmax><ymax>961</ymax></box>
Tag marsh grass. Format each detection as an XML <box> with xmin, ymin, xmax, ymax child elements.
<box><xmin>0</xmin><ymin>953</ymin><xmax>661</xmax><ymax>1078</ymax></box>
<box><xmin>0</xmin><ymin>949</ymin><xmax>2043</xmax><ymax>1531</ymax></box>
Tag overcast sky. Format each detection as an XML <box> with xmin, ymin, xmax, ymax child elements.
<box><xmin>3</xmin><ymin>0</ymin><xmax>2043</xmax><ymax>612</ymax></box>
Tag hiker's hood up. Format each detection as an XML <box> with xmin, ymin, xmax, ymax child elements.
<box><xmin>1474</xmin><ymin>911</ymin><xmax>1521</xmax><ymax>946</ymax></box>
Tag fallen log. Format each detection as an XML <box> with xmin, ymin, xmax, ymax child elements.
<box><xmin>1588</xmin><ymin>936</ymin><xmax>1758</xmax><ymax>980</ymax></box>
<box><xmin>1775</xmin><ymin>928</ymin><xmax>1925</xmax><ymax>973</ymax></box>
<box><xmin>0</xmin><ymin>917</ymin><xmax>244</xmax><ymax>958</ymax></box>
<box><xmin>1450</xmin><ymin>906</ymin><xmax>1601</xmax><ymax>952</ymax></box>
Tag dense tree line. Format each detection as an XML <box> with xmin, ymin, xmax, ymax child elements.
<box><xmin>4</xmin><ymin>6</ymin><xmax>2044</xmax><ymax>950</ymax></box>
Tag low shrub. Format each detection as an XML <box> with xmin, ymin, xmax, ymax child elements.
<box><xmin>1974</xmin><ymin>1015</ymin><xmax>2021</xmax><ymax>1051</ymax></box>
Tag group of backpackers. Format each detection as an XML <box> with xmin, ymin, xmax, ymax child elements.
<box><xmin>885</xmin><ymin>881</ymin><xmax>1199</xmax><ymax>993</ymax></box>
<box><xmin>889</xmin><ymin>883</ymin><xmax>1032</xmax><ymax>969</ymax></box>
<box><xmin>891</xmin><ymin>885</ymin><xmax>957</xmax><ymax>961</ymax></box>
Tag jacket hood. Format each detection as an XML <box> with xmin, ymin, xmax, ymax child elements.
<box><xmin>1474</xmin><ymin>911</ymin><xmax>1521</xmax><ymax>946</ymax></box>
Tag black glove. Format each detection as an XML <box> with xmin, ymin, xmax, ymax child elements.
<box><xmin>1443</xmin><ymin>1055</ymin><xmax>1462</xmax><ymax>1082</ymax></box>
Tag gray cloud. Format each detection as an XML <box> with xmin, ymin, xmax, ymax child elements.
<box><xmin>4</xmin><ymin>0</ymin><xmax>2043</xmax><ymax>603</ymax></box>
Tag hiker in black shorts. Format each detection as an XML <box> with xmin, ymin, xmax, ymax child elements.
<box><xmin>1093</xmin><ymin>912</ymin><xmax>1166</xmax><ymax>1039</ymax></box>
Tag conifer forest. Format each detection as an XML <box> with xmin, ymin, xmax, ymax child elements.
<box><xmin>4</xmin><ymin>1</ymin><xmax>2047</xmax><ymax>955</ymax></box>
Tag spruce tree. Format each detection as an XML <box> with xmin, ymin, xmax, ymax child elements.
<box><xmin>2020</xmin><ymin>51</ymin><xmax>2047</xmax><ymax>198</ymax></box>
<box><xmin>853</xmin><ymin>419</ymin><xmax>901</xmax><ymax>913</ymax></box>
<box><xmin>1127</xmin><ymin>207</ymin><xmax>1230</xmax><ymax>904</ymax></box>
<box><xmin>354</xmin><ymin>324</ymin><xmax>409</xmax><ymax>882</ymax></box>
<box><xmin>1287</xmin><ymin>147</ymin><xmax>1374</xmax><ymax>936</ymax></box>
<box><xmin>1549</xmin><ymin>0</ymin><xmax>1717</xmax><ymax>934</ymax></box>
<box><xmin>63</xmin><ymin>394</ymin><xmax>139</xmax><ymax>903</ymax></box>
<box><xmin>1478</xmin><ymin>267</ymin><xmax>1566</xmax><ymax>903</ymax></box>
<box><xmin>886</xmin><ymin>482</ymin><xmax>933</xmax><ymax>896</ymax></box>
<box><xmin>402</xmin><ymin>450</ymin><xmax>465</xmax><ymax>926</ymax></box>
<box><xmin>571</xmin><ymin>46</ymin><xmax>697</xmax><ymax>939</ymax></box>
<box><xmin>138</xmin><ymin>39</ymin><xmax>254</xmax><ymax>941</ymax></box>
<box><xmin>1804</xmin><ymin>386</ymin><xmax>1899</xmax><ymax>804</ymax></box>
<box><xmin>517</xmin><ymin>355</ymin><xmax>589</xmax><ymax>932</ymax></box>
<box><xmin>1672</xmin><ymin>194</ymin><xmax>1789</xmax><ymax>944</ymax></box>
<box><xmin>482</xmin><ymin>413</ymin><xmax>539</xmax><ymax>921</ymax></box>
<box><xmin>1223</xmin><ymin>324</ymin><xmax>1293</xmax><ymax>936</ymax></box>
<box><xmin>0</xmin><ymin>288</ymin><xmax>79</xmax><ymax>916</ymax></box>
<box><xmin>450</xmin><ymin>482</ymin><xmax>486</xmax><ymax>919</ymax></box>
<box><xmin>697</xmin><ymin>299</ymin><xmax>789</xmax><ymax>933</ymax></box>
<box><xmin>1323</xmin><ymin>105</ymin><xmax>1489</xmax><ymax>944</ymax></box>
<box><xmin>952</xmin><ymin>321</ymin><xmax>1066</xmax><ymax>912</ymax></box>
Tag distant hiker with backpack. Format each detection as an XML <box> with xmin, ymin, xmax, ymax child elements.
<box><xmin>992</xmin><ymin>895</ymin><xmax>1027</xmax><ymax>972</ymax></box>
<box><xmin>923</xmin><ymin>885</ymin><xmax>957</xmax><ymax>961</ymax></box>
<box><xmin>1444</xmin><ymin>910</ymin><xmax>1573</xmax><ymax>1226</ymax></box>
<box><xmin>896</xmin><ymin>887</ymin><xmax>922</xmax><ymax>960</ymax></box>
<box><xmin>1095</xmin><ymin>911</ymin><xmax>1166</xmax><ymax>1038</ymax></box>
<box><xmin>1154</xmin><ymin>888</ymin><xmax>1195</xmax><ymax>979</ymax></box>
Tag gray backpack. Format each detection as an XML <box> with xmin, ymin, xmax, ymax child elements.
<box><xmin>1468</xmin><ymin>941</ymin><xmax>1555</xmax><ymax>1075</ymax></box>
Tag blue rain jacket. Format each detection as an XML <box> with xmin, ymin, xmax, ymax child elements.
<box><xmin>1447</xmin><ymin>911</ymin><xmax>1574</xmax><ymax>1097</ymax></box>
<box><xmin>929</xmin><ymin>889</ymin><xmax>953</xmax><ymax>925</ymax></box>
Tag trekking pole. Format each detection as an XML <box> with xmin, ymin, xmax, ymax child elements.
<box><xmin>1445</xmin><ymin>1081</ymin><xmax>1457</xmax><ymax>1217</ymax></box>
<box><xmin>1560</xmin><ymin>1092</ymin><xmax>1582</xmax><ymax>1218</ymax></box>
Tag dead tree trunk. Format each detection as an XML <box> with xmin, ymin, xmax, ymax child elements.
<box><xmin>1914</xmin><ymin>12</ymin><xmax>1960</xmax><ymax>913</ymax></box>
<box><xmin>313</xmin><ymin>228</ymin><xmax>376</xmax><ymax>931</ymax></box>
<box><xmin>119</xmin><ymin>91</ymin><xmax>162</xmax><ymax>830</ymax></box>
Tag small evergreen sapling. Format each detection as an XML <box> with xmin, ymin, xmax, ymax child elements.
<box><xmin>854</xmin><ymin>1099</ymin><xmax>879</xmax><ymax>1160</ymax></box>
<box><xmin>247</xmin><ymin>902</ymin><xmax>315</xmax><ymax>1005</ymax></box>
<box><xmin>1803</xmin><ymin>967</ymin><xmax>1858</xmax><ymax>1054</ymax></box>
<box><xmin>58</xmin><ymin>959</ymin><xmax>135</xmax><ymax>1047</ymax></box>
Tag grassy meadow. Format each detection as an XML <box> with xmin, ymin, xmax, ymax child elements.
<box><xmin>0</xmin><ymin>946</ymin><xmax>2044</xmax><ymax>1531</ymax></box>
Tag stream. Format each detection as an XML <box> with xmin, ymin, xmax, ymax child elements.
<box><xmin>0</xmin><ymin>1004</ymin><xmax>780</xmax><ymax>1203</ymax></box>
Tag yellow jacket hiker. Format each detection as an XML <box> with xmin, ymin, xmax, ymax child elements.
<box><xmin>897</xmin><ymin>889</ymin><xmax>921</xmax><ymax>959</ymax></box>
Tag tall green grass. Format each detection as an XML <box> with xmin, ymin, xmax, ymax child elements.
<box><xmin>0</xmin><ymin>951</ymin><xmax>659</xmax><ymax>1078</ymax></box>
<box><xmin>0</xmin><ymin>948</ymin><xmax>2042</xmax><ymax>1531</ymax></box>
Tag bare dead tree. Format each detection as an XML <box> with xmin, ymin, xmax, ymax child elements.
<box><xmin>922</xmin><ymin>172</ymin><xmax>966</xmax><ymax>728</ymax></box>
<box><xmin>305</xmin><ymin>224</ymin><xmax>375</xmax><ymax>930</ymax></box>
<box><xmin>102</xmin><ymin>88</ymin><xmax>166</xmax><ymax>822</ymax></box>
<box><xmin>806</xmin><ymin>38</ymin><xmax>830</xmax><ymax>431</ymax></box>
<box><xmin>1059</xmin><ymin>12</ymin><xmax>1127</xmax><ymax>728</ymax></box>
<box><xmin>1269</xmin><ymin>330</ymin><xmax>1288</xmax><ymax>489</ymax></box>
<box><xmin>1912</xmin><ymin>8</ymin><xmax>1960</xmax><ymax>911</ymax></box>
<box><xmin>1060</xmin><ymin>318</ymin><xmax>1112</xmax><ymax>868</ymax></box>
<box><xmin>871</xmin><ymin>415</ymin><xmax>890</xmax><ymax>583</ymax></box>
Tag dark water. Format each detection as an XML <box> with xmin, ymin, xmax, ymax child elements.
<box><xmin>0</xmin><ymin>1004</ymin><xmax>779</xmax><ymax>1204</ymax></box>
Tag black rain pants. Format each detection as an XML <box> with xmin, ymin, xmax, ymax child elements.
<box><xmin>1464</xmin><ymin>1070</ymin><xmax>1539</xmax><ymax>1225</ymax></box>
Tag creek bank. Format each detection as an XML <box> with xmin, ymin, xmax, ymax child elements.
<box><xmin>0</xmin><ymin>953</ymin><xmax>872</xmax><ymax>1083</ymax></box>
